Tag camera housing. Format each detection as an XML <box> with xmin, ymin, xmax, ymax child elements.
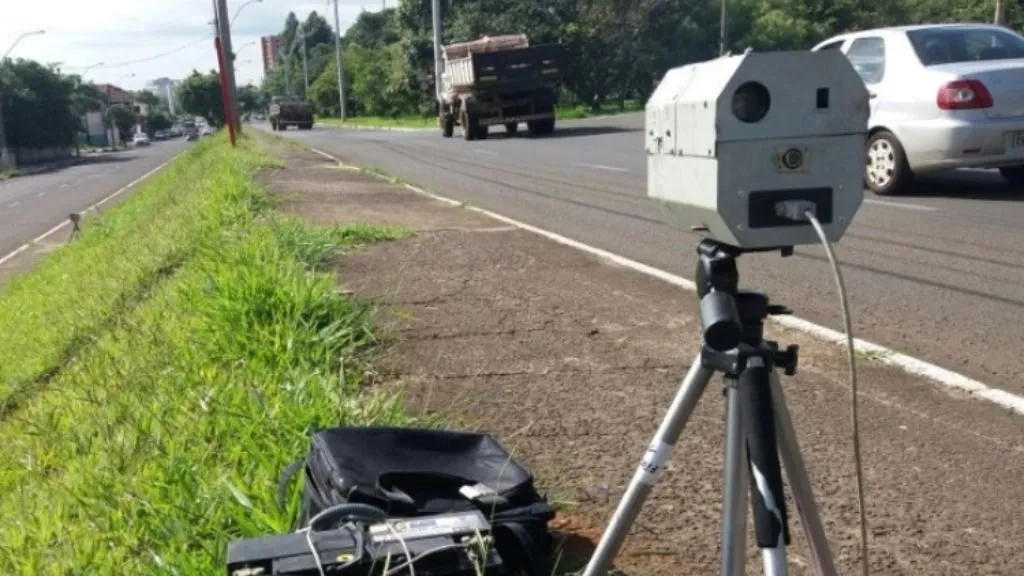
<box><xmin>645</xmin><ymin>50</ymin><xmax>870</xmax><ymax>250</ymax></box>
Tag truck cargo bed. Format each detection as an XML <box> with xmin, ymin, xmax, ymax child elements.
<box><xmin>443</xmin><ymin>44</ymin><xmax>562</xmax><ymax>96</ymax></box>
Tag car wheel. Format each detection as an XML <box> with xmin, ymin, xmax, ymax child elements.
<box><xmin>999</xmin><ymin>166</ymin><xmax>1024</xmax><ymax>187</ymax></box>
<box><xmin>865</xmin><ymin>130</ymin><xmax>912</xmax><ymax>196</ymax></box>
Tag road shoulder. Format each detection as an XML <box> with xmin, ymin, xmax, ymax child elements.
<box><xmin>261</xmin><ymin>140</ymin><xmax>1024</xmax><ymax>575</ymax></box>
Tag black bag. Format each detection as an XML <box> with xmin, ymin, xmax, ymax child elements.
<box><xmin>284</xmin><ymin>427</ymin><xmax>556</xmax><ymax>576</ymax></box>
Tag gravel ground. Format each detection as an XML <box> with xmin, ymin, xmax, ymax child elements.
<box><xmin>261</xmin><ymin>142</ymin><xmax>1024</xmax><ymax>576</ymax></box>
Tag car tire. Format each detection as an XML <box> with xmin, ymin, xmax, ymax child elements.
<box><xmin>865</xmin><ymin>130</ymin><xmax>912</xmax><ymax>196</ymax></box>
<box><xmin>999</xmin><ymin>166</ymin><xmax>1024</xmax><ymax>187</ymax></box>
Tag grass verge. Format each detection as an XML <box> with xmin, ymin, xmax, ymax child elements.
<box><xmin>0</xmin><ymin>133</ymin><xmax>414</xmax><ymax>574</ymax></box>
<box><xmin>315</xmin><ymin>99</ymin><xmax>643</xmax><ymax>130</ymax></box>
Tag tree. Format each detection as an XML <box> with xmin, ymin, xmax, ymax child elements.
<box><xmin>237</xmin><ymin>84</ymin><xmax>265</xmax><ymax>114</ymax></box>
<box><xmin>0</xmin><ymin>59</ymin><xmax>79</xmax><ymax>150</ymax></box>
<box><xmin>145</xmin><ymin>111</ymin><xmax>173</xmax><ymax>136</ymax></box>
<box><xmin>107</xmin><ymin>104</ymin><xmax>135</xmax><ymax>142</ymax></box>
<box><xmin>135</xmin><ymin>90</ymin><xmax>160</xmax><ymax>107</ymax></box>
<box><xmin>176</xmin><ymin>70</ymin><xmax>225</xmax><ymax>126</ymax></box>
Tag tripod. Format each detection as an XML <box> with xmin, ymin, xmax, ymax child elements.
<box><xmin>582</xmin><ymin>239</ymin><xmax>838</xmax><ymax>576</ymax></box>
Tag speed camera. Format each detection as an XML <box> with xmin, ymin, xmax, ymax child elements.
<box><xmin>645</xmin><ymin>50</ymin><xmax>870</xmax><ymax>249</ymax></box>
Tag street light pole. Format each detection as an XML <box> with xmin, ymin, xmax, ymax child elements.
<box><xmin>1</xmin><ymin>29</ymin><xmax>46</xmax><ymax>171</ymax></box>
<box><xmin>332</xmin><ymin>0</ymin><xmax>346</xmax><ymax>120</ymax></box>
<box><xmin>2</xmin><ymin>29</ymin><xmax>46</xmax><ymax>60</ymax></box>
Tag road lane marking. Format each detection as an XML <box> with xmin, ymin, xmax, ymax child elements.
<box><xmin>0</xmin><ymin>156</ymin><xmax>180</xmax><ymax>268</ymax></box>
<box><xmin>864</xmin><ymin>198</ymin><xmax>937</xmax><ymax>211</ymax></box>
<box><xmin>38</xmin><ymin>191</ymin><xmax>47</xmax><ymax>197</ymax></box>
<box><xmin>472</xmin><ymin>149</ymin><xmax>498</xmax><ymax>156</ymax></box>
<box><xmin>570</xmin><ymin>162</ymin><xmax>630</xmax><ymax>173</ymax></box>
<box><xmin>7</xmin><ymin>202</ymin><xmax>19</xmax><ymax>208</ymax></box>
<box><xmin>58</xmin><ymin>183</ymin><xmax>68</xmax><ymax>189</ymax></box>
<box><xmin>309</xmin><ymin>145</ymin><xmax>1024</xmax><ymax>417</ymax></box>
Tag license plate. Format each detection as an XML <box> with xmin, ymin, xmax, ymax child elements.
<box><xmin>1010</xmin><ymin>131</ymin><xmax>1024</xmax><ymax>150</ymax></box>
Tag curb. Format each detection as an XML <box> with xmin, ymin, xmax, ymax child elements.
<box><xmin>308</xmin><ymin>146</ymin><xmax>1024</xmax><ymax>417</ymax></box>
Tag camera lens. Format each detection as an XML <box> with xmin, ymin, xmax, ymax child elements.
<box><xmin>732</xmin><ymin>81</ymin><xmax>770</xmax><ymax>123</ymax></box>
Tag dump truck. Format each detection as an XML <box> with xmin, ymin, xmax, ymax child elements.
<box><xmin>437</xmin><ymin>34</ymin><xmax>563</xmax><ymax>141</ymax></box>
<box><xmin>268</xmin><ymin>96</ymin><xmax>314</xmax><ymax>131</ymax></box>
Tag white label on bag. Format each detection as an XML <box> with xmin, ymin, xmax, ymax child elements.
<box><xmin>638</xmin><ymin>441</ymin><xmax>674</xmax><ymax>485</ymax></box>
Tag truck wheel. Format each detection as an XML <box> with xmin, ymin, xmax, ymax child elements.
<box><xmin>441</xmin><ymin>115</ymin><xmax>454</xmax><ymax>138</ymax></box>
<box><xmin>270</xmin><ymin>120</ymin><xmax>278</xmax><ymax>131</ymax></box>
<box><xmin>527</xmin><ymin>118</ymin><xmax>555</xmax><ymax>136</ymax></box>
<box><xmin>505</xmin><ymin>122</ymin><xmax>518</xmax><ymax>136</ymax></box>
<box><xmin>462</xmin><ymin>110</ymin><xmax>478</xmax><ymax>141</ymax></box>
<box><xmin>477</xmin><ymin>125</ymin><xmax>489</xmax><ymax>140</ymax></box>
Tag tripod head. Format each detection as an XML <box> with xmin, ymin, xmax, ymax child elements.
<box><xmin>695</xmin><ymin>239</ymin><xmax>793</xmax><ymax>352</ymax></box>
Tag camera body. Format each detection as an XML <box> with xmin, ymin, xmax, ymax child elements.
<box><xmin>646</xmin><ymin>50</ymin><xmax>870</xmax><ymax>250</ymax></box>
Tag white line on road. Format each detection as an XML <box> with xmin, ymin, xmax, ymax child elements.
<box><xmin>58</xmin><ymin>183</ymin><xmax>69</xmax><ymax>189</ymax></box>
<box><xmin>38</xmin><ymin>191</ymin><xmax>47</xmax><ymax>197</ymax></box>
<box><xmin>569</xmin><ymin>162</ymin><xmax>630</xmax><ymax>173</ymax></box>
<box><xmin>864</xmin><ymin>198</ymin><xmax>937</xmax><ymax>211</ymax></box>
<box><xmin>309</xmin><ymin>145</ymin><xmax>1024</xmax><ymax>417</ymax></box>
<box><xmin>7</xmin><ymin>202</ymin><xmax>19</xmax><ymax>208</ymax></box>
<box><xmin>472</xmin><ymin>149</ymin><xmax>498</xmax><ymax>156</ymax></box>
<box><xmin>0</xmin><ymin>157</ymin><xmax>178</xmax><ymax>268</ymax></box>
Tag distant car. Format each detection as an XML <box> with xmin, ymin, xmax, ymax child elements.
<box><xmin>132</xmin><ymin>133</ymin><xmax>150</xmax><ymax>146</ymax></box>
<box><xmin>812</xmin><ymin>23</ymin><xmax>1024</xmax><ymax>195</ymax></box>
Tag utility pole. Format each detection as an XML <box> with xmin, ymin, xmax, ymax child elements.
<box><xmin>719</xmin><ymin>0</ymin><xmax>728</xmax><ymax>56</ymax></box>
<box><xmin>301</xmin><ymin>34</ymin><xmax>309</xmax><ymax>96</ymax></box>
<box><xmin>213</xmin><ymin>0</ymin><xmax>241</xmax><ymax>136</ymax></box>
<box><xmin>994</xmin><ymin>0</ymin><xmax>1006</xmax><ymax>26</ymax></box>
<box><xmin>431</xmin><ymin>0</ymin><xmax>443</xmax><ymax>100</ymax></box>
<box><xmin>333</xmin><ymin>0</ymin><xmax>346</xmax><ymax>120</ymax></box>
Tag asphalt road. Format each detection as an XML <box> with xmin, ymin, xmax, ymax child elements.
<box><xmin>0</xmin><ymin>141</ymin><xmax>187</xmax><ymax>258</ymax></box>
<box><xmin>263</xmin><ymin>115</ymin><xmax>1024</xmax><ymax>395</ymax></box>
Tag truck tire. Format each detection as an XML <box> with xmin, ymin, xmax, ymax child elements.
<box><xmin>505</xmin><ymin>122</ymin><xmax>519</xmax><ymax>136</ymax></box>
<box><xmin>477</xmin><ymin>125</ymin><xmax>489</xmax><ymax>140</ymax></box>
<box><xmin>441</xmin><ymin>115</ymin><xmax>454</xmax><ymax>138</ymax></box>
<box><xmin>462</xmin><ymin>110</ymin><xmax>478</xmax><ymax>141</ymax></box>
<box><xmin>270</xmin><ymin>120</ymin><xmax>278</xmax><ymax>131</ymax></box>
<box><xmin>527</xmin><ymin>117</ymin><xmax>555</xmax><ymax>136</ymax></box>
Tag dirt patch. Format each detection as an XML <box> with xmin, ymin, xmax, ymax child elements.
<box><xmin>260</xmin><ymin>138</ymin><xmax>1024</xmax><ymax>576</ymax></box>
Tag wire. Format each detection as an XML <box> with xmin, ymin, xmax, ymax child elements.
<box><xmin>384</xmin><ymin>542</ymin><xmax>475</xmax><ymax>575</ymax></box>
<box><xmin>382</xmin><ymin>520</ymin><xmax>417</xmax><ymax>576</ymax></box>
<box><xmin>803</xmin><ymin>210</ymin><xmax>871</xmax><ymax>576</ymax></box>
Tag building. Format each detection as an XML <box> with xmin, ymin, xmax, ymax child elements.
<box><xmin>95</xmin><ymin>83</ymin><xmax>134</xmax><ymax>106</ymax></box>
<box><xmin>261</xmin><ymin>35</ymin><xmax>280</xmax><ymax>75</ymax></box>
<box><xmin>147</xmin><ymin>77</ymin><xmax>179</xmax><ymax>116</ymax></box>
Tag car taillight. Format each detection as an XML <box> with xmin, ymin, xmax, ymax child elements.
<box><xmin>937</xmin><ymin>79</ymin><xmax>993</xmax><ymax>110</ymax></box>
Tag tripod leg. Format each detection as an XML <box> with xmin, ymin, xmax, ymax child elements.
<box><xmin>582</xmin><ymin>355</ymin><xmax>715</xmax><ymax>576</ymax></box>
<box><xmin>720</xmin><ymin>380</ymin><xmax>748</xmax><ymax>576</ymax></box>
<box><xmin>769</xmin><ymin>372</ymin><xmax>839</xmax><ymax>576</ymax></box>
<box><xmin>739</xmin><ymin>358</ymin><xmax>789</xmax><ymax>576</ymax></box>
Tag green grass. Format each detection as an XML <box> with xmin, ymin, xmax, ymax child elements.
<box><xmin>0</xmin><ymin>134</ymin><xmax>415</xmax><ymax>574</ymax></box>
<box><xmin>0</xmin><ymin>168</ymin><xmax>17</xmax><ymax>181</ymax></box>
<box><xmin>316</xmin><ymin>99</ymin><xmax>643</xmax><ymax>130</ymax></box>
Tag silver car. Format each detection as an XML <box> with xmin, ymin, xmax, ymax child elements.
<box><xmin>812</xmin><ymin>24</ymin><xmax>1024</xmax><ymax>195</ymax></box>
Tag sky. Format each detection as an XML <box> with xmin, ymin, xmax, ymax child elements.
<box><xmin>1</xmin><ymin>0</ymin><xmax>395</xmax><ymax>91</ymax></box>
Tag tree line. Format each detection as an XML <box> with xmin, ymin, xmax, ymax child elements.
<box><xmin>260</xmin><ymin>0</ymin><xmax>1023</xmax><ymax>119</ymax></box>
<box><xmin>0</xmin><ymin>59</ymin><xmax>178</xmax><ymax>153</ymax></box>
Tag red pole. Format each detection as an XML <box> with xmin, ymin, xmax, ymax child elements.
<box><xmin>214</xmin><ymin>36</ymin><xmax>237</xmax><ymax>146</ymax></box>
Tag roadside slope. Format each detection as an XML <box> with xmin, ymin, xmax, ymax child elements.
<box><xmin>0</xmin><ymin>135</ymin><xmax>415</xmax><ymax>574</ymax></box>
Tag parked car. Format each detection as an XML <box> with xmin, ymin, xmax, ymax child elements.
<box><xmin>132</xmin><ymin>133</ymin><xmax>150</xmax><ymax>147</ymax></box>
<box><xmin>812</xmin><ymin>23</ymin><xmax>1024</xmax><ymax>195</ymax></box>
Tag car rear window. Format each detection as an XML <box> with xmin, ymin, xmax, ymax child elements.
<box><xmin>907</xmin><ymin>27</ymin><xmax>1024</xmax><ymax>65</ymax></box>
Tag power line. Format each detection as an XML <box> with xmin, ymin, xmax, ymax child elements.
<box><xmin>64</xmin><ymin>36</ymin><xmax>213</xmax><ymax>70</ymax></box>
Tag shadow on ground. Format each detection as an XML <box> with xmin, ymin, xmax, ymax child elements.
<box><xmin>908</xmin><ymin>169</ymin><xmax>1024</xmax><ymax>200</ymax></box>
<box><xmin>525</xmin><ymin>125</ymin><xmax>642</xmax><ymax>140</ymax></box>
<box><xmin>19</xmin><ymin>153</ymin><xmax>138</xmax><ymax>177</ymax></box>
<box><xmin>550</xmin><ymin>515</ymin><xmax>632</xmax><ymax>576</ymax></box>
